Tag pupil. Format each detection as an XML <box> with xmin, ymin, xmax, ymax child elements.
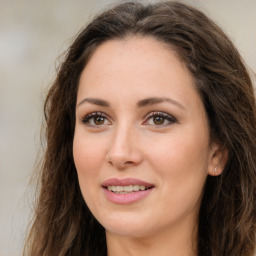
<box><xmin>154</xmin><ymin>116</ymin><xmax>164</xmax><ymax>125</ymax></box>
<box><xmin>95</xmin><ymin>116</ymin><xmax>104</xmax><ymax>125</ymax></box>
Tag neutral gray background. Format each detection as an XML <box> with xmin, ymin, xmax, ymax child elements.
<box><xmin>0</xmin><ymin>0</ymin><xmax>255</xmax><ymax>255</ymax></box>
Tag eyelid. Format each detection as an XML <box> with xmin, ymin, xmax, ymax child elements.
<box><xmin>81</xmin><ymin>111</ymin><xmax>111</xmax><ymax>126</ymax></box>
<box><xmin>80</xmin><ymin>111</ymin><xmax>176</xmax><ymax>127</ymax></box>
<box><xmin>143</xmin><ymin>111</ymin><xmax>177</xmax><ymax>126</ymax></box>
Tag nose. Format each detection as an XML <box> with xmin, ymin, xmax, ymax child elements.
<box><xmin>106</xmin><ymin>124</ymin><xmax>143</xmax><ymax>170</ymax></box>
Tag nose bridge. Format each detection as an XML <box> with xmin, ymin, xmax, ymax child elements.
<box><xmin>111</xmin><ymin>121</ymin><xmax>133</xmax><ymax>156</ymax></box>
<box><xmin>107</xmin><ymin>120</ymin><xmax>141</xmax><ymax>168</ymax></box>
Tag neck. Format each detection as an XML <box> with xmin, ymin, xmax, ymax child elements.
<box><xmin>106</xmin><ymin>220</ymin><xmax>198</xmax><ymax>256</ymax></box>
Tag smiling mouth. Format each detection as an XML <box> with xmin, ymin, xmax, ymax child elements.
<box><xmin>106</xmin><ymin>185</ymin><xmax>152</xmax><ymax>194</ymax></box>
<box><xmin>102</xmin><ymin>179</ymin><xmax>154</xmax><ymax>204</ymax></box>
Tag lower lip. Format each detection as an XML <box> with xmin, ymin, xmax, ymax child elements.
<box><xmin>103</xmin><ymin>187</ymin><xmax>154</xmax><ymax>204</ymax></box>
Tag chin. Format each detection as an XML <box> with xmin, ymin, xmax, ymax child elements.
<box><xmin>106</xmin><ymin>224</ymin><xmax>151</xmax><ymax>238</ymax></box>
<box><xmin>98</xmin><ymin>212</ymin><xmax>153</xmax><ymax>237</ymax></box>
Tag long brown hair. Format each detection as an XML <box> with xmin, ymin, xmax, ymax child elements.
<box><xmin>24</xmin><ymin>1</ymin><xmax>256</xmax><ymax>255</ymax></box>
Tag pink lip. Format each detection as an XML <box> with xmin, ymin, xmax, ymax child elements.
<box><xmin>102</xmin><ymin>178</ymin><xmax>155</xmax><ymax>205</ymax></box>
<box><xmin>102</xmin><ymin>178</ymin><xmax>154</xmax><ymax>187</ymax></box>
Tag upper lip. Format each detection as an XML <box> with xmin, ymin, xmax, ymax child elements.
<box><xmin>102</xmin><ymin>178</ymin><xmax>154</xmax><ymax>187</ymax></box>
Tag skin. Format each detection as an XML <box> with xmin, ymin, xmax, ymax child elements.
<box><xmin>73</xmin><ymin>37</ymin><xmax>225</xmax><ymax>256</ymax></box>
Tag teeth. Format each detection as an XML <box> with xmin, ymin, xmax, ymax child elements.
<box><xmin>107</xmin><ymin>185</ymin><xmax>148</xmax><ymax>193</ymax></box>
<box><xmin>139</xmin><ymin>185</ymin><xmax>145</xmax><ymax>190</ymax></box>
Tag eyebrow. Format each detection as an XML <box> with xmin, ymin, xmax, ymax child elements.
<box><xmin>77</xmin><ymin>96</ymin><xmax>185</xmax><ymax>110</ymax></box>
<box><xmin>137</xmin><ymin>97</ymin><xmax>185</xmax><ymax>110</ymax></box>
<box><xmin>77</xmin><ymin>98</ymin><xmax>110</xmax><ymax>108</ymax></box>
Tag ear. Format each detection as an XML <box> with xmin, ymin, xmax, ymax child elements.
<box><xmin>208</xmin><ymin>142</ymin><xmax>229</xmax><ymax>176</ymax></box>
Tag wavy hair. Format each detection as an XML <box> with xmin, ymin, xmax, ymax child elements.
<box><xmin>24</xmin><ymin>1</ymin><xmax>256</xmax><ymax>255</ymax></box>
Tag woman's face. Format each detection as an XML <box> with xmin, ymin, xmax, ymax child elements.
<box><xmin>73</xmin><ymin>37</ymin><xmax>217</xmax><ymax>238</ymax></box>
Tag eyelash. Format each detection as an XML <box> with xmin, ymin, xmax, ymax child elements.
<box><xmin>81</xmin><ymin>111</ymin><xmax>176</xmax><ymax>127</ymax></box>
<box><xmin>143</xmin><ymin>112</ymin><xmax>177</xmax><ymax>127</ymax></box>
<box><xmin>82</xmin><ymin>112</ymin><xmax>111</xmax><ymax>127</ymax></box>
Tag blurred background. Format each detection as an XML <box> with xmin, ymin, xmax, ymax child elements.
<box><xmin>0</xmin><ymin>0</ymin><xmax>255</xmax><ymax>255</ymax></box>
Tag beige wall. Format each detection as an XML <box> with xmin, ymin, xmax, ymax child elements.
<box><xmin>0</xmin><ymin>0</ymin><xmax>255</xmax><ymax>255</ymax></box>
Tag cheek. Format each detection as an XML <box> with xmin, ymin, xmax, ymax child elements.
<box><xmin>144</xmin><ymin>126</ymin><xmax>210</xmax><ymax>198</ymax></box>
<box><xmin>73</xmin><ymin>132</ymin><xmax>105</xmax><ymax>200</ymax></box>
<box><xmin>143</xmin><ymin>132</ymin><xmax>209</xmax><ymax>222</ymax></box>
<box><xmin>146</xmin><ymin>131</ymin><xmax>209</xmax><ymax>172</ymax></box>
<box><xmin>73</xmin><ymin>131</ymin><xmax>106</xmax><ymax>174</ymax></box>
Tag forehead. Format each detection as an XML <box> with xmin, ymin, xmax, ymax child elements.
<box><xmin>77</xmin><ymin>37</ymin><xmax>203</xmax><ymax>112</ymax></box>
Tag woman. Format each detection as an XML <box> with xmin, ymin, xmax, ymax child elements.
<box><xmin>24</xmin><ymin>1</ymin><xmax>256</xmax><ymax>256</ymax></box>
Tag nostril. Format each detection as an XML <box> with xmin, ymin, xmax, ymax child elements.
<box><xmin>106</xmin><ymin>148</ymin><xmax>143</xmax><ymax>169</ymax></box>
<box><xmin>125</xmin><ymin>161</ymin><xmax>134</xmax><ymax>165</ymax></box>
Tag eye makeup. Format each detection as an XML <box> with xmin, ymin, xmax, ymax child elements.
<box><xmin>82</xmin><ymin>112</ymin><xmax>111</xmax><ymax>127</ymax></box>
<box><xmin>143</xmin><ymin>111</ymin><xmax>177</xmax><ymax>127</ymax></box>
<box><xmin>80</xmin><ymin>110</ymin><xmax>177</xmax><ymax>129</ymax></box>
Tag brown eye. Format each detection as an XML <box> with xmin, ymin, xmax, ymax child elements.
<box><xmin>143</xmin><ymin>112</ymin><xmax>177</xmax><ymax>127</ymax></box>
<box><xmin>153</xmin><ymin>116</ymin><xmax>164</xmax><ymax>125</ymax></box>
<box><xmin>82</xmin><ymin>112</ymin><xmax>111</xmax><ymax>127</ymax></box>
<box><xmin>94</xmin><ymin>116</ymin><xmax>105</xmax><ymax>125</ymax></box>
